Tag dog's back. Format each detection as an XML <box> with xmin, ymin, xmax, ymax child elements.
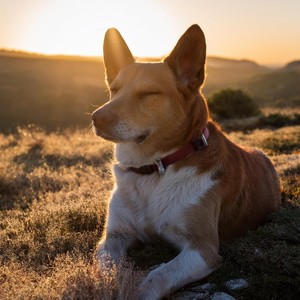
<box><xmin>209</xmin><ymin>124</ymin><xmax>281</xmax><ymax>242</ymax></box>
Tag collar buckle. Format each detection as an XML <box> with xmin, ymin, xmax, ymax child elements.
<box><xmin>191</xmin><ymin>133</ymin><xmax>208</xmax><ymax>151</ymax></box>
<box><xmin>155</xmin><ymin>159</ymin><xmax>165</xmax><ymax>175</ymax></box>
<box><xmin>201</xmin><ymin>133</ymin><xmax>208</xmax><ymax>147</ymax></box>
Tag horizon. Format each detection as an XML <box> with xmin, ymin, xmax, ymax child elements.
<box><xmin>1</xmin><ymin>0</ymin><xmax>300</xmax><ymax>66</ymax></box>
<box><xmin>1</xmin><ymin>47</ymin><xmax>296</xmax><ymax>69</ymax></box>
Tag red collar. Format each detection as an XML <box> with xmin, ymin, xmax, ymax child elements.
<box><xmin>127</xmin><ymin>127</ymin><xmax>209</xmax><ymax>175</ymax></box>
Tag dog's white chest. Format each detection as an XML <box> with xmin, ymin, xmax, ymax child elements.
<box><xmin>111</xmin><ymin>165</ymin><xmax>215</xmax><ymax>247</ymax></box>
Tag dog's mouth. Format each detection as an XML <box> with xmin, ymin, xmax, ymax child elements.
<box><xmin>94</xmin><ymin>125</ymin><xmax>150</xmax><ymax>144</ymax></box>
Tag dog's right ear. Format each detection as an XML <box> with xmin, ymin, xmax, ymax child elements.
<box><xmin>164</xmin><ymin>24</ymin><xmax>206</xmax><ymax>92</ymax></box>
<box><xmin>103</xmin><ymin>28</ymin><xmax>135</xmax><ymax>84</ymax></box>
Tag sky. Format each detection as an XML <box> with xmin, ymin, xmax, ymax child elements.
<box><xmin>1</xmin><ymin>0</ymin><xmax>300</xmax><ymax>66</ymax></box>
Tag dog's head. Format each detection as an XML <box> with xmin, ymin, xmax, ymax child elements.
<box><xmin>92</xmin><ymin>25</ymin><xmax>208</xmax><ymax>152</ymax></box>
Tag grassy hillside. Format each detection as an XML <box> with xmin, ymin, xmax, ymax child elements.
<box><xmin>3</xmin><ymin>51</ymin><xmax>300</xmax><ymax>133</ymax></box>
<box><xmin>0</xmin><ymin>123</ymin><xmax>299</xmax><ymax>299</ymax></box>
<box><xmin>0</xmin><ymin>50</ymin><xmax>299</xmax><ymax>298</ymax></box>
<box><xmin>0</xmin><ymin>52</ymin><xmax>107</xmax><ymax>132</ymax></box>
<box><xmin>239</xmin><ymin>68</ymin><xmax>300</xmax><ymax>107</ymax></box>
<box><xmin>203</xmin><ymin>57</ymin><xmax>269</xmax><ymax>95</ymax></box>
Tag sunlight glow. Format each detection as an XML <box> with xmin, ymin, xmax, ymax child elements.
<box><xmin>1</xmin><ymin>0</ymin><xmax>300</xmax><ymax>65</ymax></box>
<box><xmin>11</xmin><ymin>0</ymin><xmax>173</xmax><ymax>57</ymax></box>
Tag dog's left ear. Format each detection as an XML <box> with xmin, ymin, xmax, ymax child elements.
<box><xmin>164</xmin><ymin>24</ymin><xmax>206</xmax><ymax>91</ymax></box>
<box><xmin>103</xmin><ymin>28</ymin><xmax>135</xmax><ymax>84</ymax></box>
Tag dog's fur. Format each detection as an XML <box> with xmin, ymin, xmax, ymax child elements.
<box><xmin>92</xmin><ymin>25</ymin><xmax>281</xmax><ymax>299</ymax></box>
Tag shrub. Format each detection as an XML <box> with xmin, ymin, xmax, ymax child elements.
<box><xmin>208</xmin><ymin>89</ymin><xmax>261</xmax><ymax>119</ymax></box>
<box><xmin>259</xmin><ymin>113</ymin><xmax>300</xmax><ymax>128</ymax></box>
<box><xmin>261</xmin><ymin>136</ymin><xmax>300</xmax><ymax>154</ymax></box>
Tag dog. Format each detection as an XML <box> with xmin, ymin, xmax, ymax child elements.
<box><xmin>92</xmin><ymin>24</ymin><xmax>281</xmax><ymax>300</ymax></box>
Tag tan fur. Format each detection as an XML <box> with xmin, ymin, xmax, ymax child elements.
<box><xmin>175</xmin><ymin>121</ymin><xmax>281</xmax><ymax>244</ymax></box>
<box><xmin>92</xmin><ymin>25</ymin><xmax>281</xmax><ymax>299</ymax></box>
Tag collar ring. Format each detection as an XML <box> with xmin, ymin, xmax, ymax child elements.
<box><xmin>155</xmin><ymin>159</ymin><xmax>165</xmax><ymax>175</ymax></box>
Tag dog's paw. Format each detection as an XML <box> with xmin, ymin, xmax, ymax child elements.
<box><xmin>134</xmin><ymin>289</ymin><xmax>160</xmax><ymax>300</ymax></box>
<box><xmin>96</xmin><ymin>246</ymin><xmax>115</xmax><ymax>273</ymax></box>
<box><xmin>136</xmin><ymin>265</ymin><xmax>167</xmax><ymax>300</ymax></box>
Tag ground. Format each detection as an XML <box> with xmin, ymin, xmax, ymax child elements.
<box><xmin>0</xmin><ymin>123</ymin><xmax>299</xmax><ymax>299</ymax></box>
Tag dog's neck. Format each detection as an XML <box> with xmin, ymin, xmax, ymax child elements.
<box><xmin>115</xmin><ymin>125</ymin><xmax>209</xmax><ymax>169</ymax></box>
<box><xmin>115</xmin><ymin>142</ymin><xmax>178</xmax><ymax>168</ymax></box>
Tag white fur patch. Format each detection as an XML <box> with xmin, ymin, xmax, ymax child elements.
<box><xmin>112</xmin><ymin>120</ymin><xmax>143</xmax><ymax>141</ymax></box>
<box><xmin>137</xmin><ymin>248</ymin><xmax>212</xmax><ymax>299</ymax></box>
<box><xmin>101</xmin><ymin>146</ymin><xmax>218</xmax><ymax>299</ymax></box>
<box><xmin>108</xmin><ymin>164</ymin><xmax>216</xmax><ymax>248</ymax></box>
<box><xmin>115</xmin><ymin>142</ymin><xmax>177</xmax><ymax>167</ymax></box>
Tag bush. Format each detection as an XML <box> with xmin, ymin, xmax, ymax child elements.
<box><xmin>259</xmin><ymin>113</ymin><xmax>300</xmax><ymax>128</ymax></box>
<box><xmin>208</xmin><ymin>89</ymin><xmax>261</xmax><ymax>119</ymax></box>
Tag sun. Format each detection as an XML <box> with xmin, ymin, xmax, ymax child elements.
<box><xmin>18</xmin><ymin>0</ymin><xmax>174</xmax><ymax>57</ymax></box>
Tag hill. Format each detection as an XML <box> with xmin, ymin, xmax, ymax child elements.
<box><xmin>285</xmin><ymin>60</ymin><xmax>300</xmax><ymax>72</ymax></box>
<box><xmin>203</xmin><ymin>56</ymin><xmax>269</xmax><ymax>95</ymax></box>
<box><xmin>0</xmin><ymin>49</ymin><xmax>100</xmax><ymax>62</ymax></box>
<box><xmin>0</xmin><ymin>50</ymin><xmax>299</xmax><ymax>132</ymax></box>
<box><xmin>237</xmin><ymin>60</ymin><xmax>300</xmax><ymax>107</ymax></box>
<box><xmin>0</xmin><ymin>51</ymin><xmax>107</xmax><ymax>132</ymax></box>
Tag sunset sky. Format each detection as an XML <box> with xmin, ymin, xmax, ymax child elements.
<box><xmin>1</xmin><ymin>0</ymin><xmax>300</xmax><ymax>66</ymax></box>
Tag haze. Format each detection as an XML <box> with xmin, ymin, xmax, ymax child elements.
<box><xmin>1</xmin><ymin>0</ymin><xmax>300</xmax><ymax>66</ymax></box>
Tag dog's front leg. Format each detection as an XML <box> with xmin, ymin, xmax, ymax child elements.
<box><xmin>136</xmin><ymin>247</ymin><xmax>215</xmax><ymax>300</ymax></box>
<box><xmin>97</xmin><ymin>231</ymin><xmax>138</xmax><ymax>270</ymax></box>
<box><xmin>97</xmin><ymin>190</ymin><xmax>139</xmax><ymax>270</ymax></box>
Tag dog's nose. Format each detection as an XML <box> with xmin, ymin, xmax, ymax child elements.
<box><xmin>92</xmin><ymin>107</ymin><xmax>116</xmax><ymax>128</ymax></box>
<box><xmin>92</xmin><ymin>110</ymin><xmax>98</xmax><ymax>126</ymax></box>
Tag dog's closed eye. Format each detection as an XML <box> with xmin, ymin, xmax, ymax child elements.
<box><xmin>138</xmin><ymin>91</ymin><xmax>162</xmax><ymax>98</ymax></box>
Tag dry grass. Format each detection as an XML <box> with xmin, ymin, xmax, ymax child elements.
<box><xmin>0</xmin><ymin>124</ymin><xmax>299</xmax><ymax>299</ymax></box>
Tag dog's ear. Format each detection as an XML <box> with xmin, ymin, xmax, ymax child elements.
<box><xmin>164</xmin><ymin>24</ymin><xmax>206</xmax><ymax>91</ymax></box>
<box><xmin>103</xmin><ymin>28</ymin><xmax>134</xmax><ymax>84</ymax></box>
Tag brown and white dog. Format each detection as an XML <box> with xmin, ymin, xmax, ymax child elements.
<box><xmin>92</xmin><ymin>25</ymin><xmax>281</xmax><ymax>299</ymax></box>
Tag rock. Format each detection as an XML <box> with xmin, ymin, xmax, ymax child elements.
<box><xmin>200</xmin><ymin>283</ymin><xmax>216</xmax><ymax>291</ymax></box>
<box><xmin>225</xmin><ymin>279</ymin><xmax>249</xmax><ymax>290</ymax></box>
<box><xmin>211</xmin><ymin>292</ymin><xmax>236</xmax><ymax>300</ymax></box>
<box><xmin>254</xmin><ymin>248</ymin><xmax>263</xmax><ymax>257</ymax></box>
<box><xmin>170</xmin><ymin>290</ymin><xmax>209</xmax><ymax>300</ymax></box>
<box><xmin>170</xmin><ymin>283</ymin><xmax>212</xmax><ymax>300</ymax></box>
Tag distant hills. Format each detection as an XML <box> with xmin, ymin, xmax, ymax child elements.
<box><xmin>285</xmin><ymin>60</ymin><xmax>300</xmax><ymax>71</ymax></box>
<box><xmin>0</xmin><ymin>50</ymin><xmax>106</xmax><ymax>131</ymax></box>
<box><xmin>205</xmin><ymin>56</ymin><xmax>300</xmax><ymax>108</ymax></box>
<box><xmin>203</xmin><ymin>56</ymin><xmax>270</xmax><ymax>95</ymax></box>
<box><xmin>0</xmin><ymin>50</ymin><xmax>299</xmax><ymax>132</ymax></box>
<box><xmin>0</xmin><ymin>49</ymin><xmax>100</xmax><ymax>62</ymax></box>
<box><xmin>238</xmin><ymin>65</ymin><xmax>300</xmax><ymax>107</ymax></box>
